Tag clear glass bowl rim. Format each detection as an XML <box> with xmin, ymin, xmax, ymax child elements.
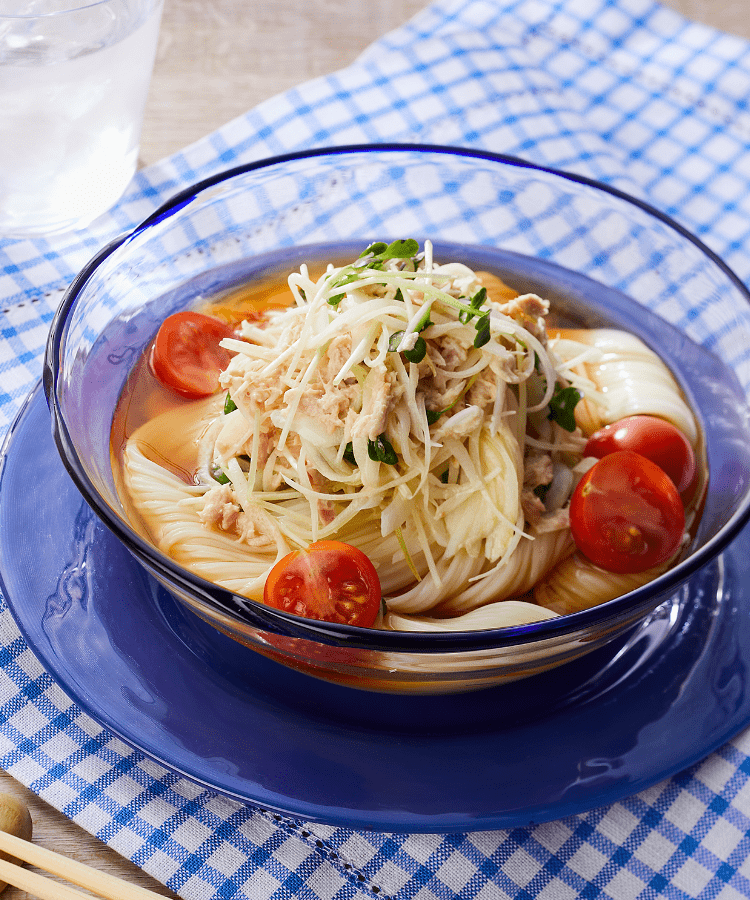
<box><xmin>43</xmin><ymin>142</ymin><xmax>750</xmax><ymax>653</ymax></box>
<box><xmin>1</xmin><ymin>0</ymin><xmax>154</xmax><ymax>20</ymax></box>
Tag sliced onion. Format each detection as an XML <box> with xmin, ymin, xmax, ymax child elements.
<box><xmin>544</xmin><ymin>462</ymin><xmax>574</xmax><ymax>513</ymax></box>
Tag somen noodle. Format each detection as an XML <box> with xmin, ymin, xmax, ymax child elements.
<box><xmin>116</xmin><ymin>240</ymin><xmax>703</xmax><ymax>630</ymax></box>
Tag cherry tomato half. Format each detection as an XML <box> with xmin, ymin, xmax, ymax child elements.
<box><xmin>569</xmin><ymin>450</ymin><xmax>685</xmax><ymax>574</ymax></box>
<box><xmin>263</xmin><ymin>540</ymin><xmax>382</xmax><ymax>627</ymax></box>
<box><xmin>149</xmin><ymin>311</ymin><xmax>235</xmax><ymax>398</ymax></box>
<box><xmin>585</xmin><ymin>415</ymin><xmax>697</xmax><ymax>502</ymax></box>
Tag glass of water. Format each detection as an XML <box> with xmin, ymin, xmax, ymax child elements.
<box><xmin>0</xmin><ymin>0</ymin><xmax>163</xmax><ymax>237</ymax></box>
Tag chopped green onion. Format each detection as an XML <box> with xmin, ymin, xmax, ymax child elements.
<box><xmin>395</xmin><ymin>525</ymin><xmax>421</xmax><ymax>582</ymax></box>
<box><xmin>388</xmin><ymin>331</ymin><xmax>404</xmax><ymax>353</ymax></box>
<box><xmin>415</xmin><ymin>307</ymin><xmax>433</xmax><ymax>332</ymax></box>
<box><xmin>211</xmin><ymin>464</ymin><xmax>230</xmax><ymax>485</ymax></box>
<box><xmin>223</xmin><ymin>393</ymin><xmax>237</xmax><ymax>414</ymax></box>
<box><xmin>343</xmin><ymin>442</ymin><xmax>356</xmax><ymax>465</ymax></box>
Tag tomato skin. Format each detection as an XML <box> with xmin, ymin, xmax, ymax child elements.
<box><xmin>585</xmin><ymin>415</ymin><xmax>697</xmax><ymax>502</ymax></box>
<box><xmin>569</xmin><ymin>450</ymin><xmax>685</xmax><ymax>574</ymax></box>
<box><xmin>263</xmin><ymin>540</ymin><xmax>381</xmax><ymax>627</ymax></box>
<box><xmin>149</xmin><ymin>311</ymin><xmax>235</xmax><ymax>398</ymax></box>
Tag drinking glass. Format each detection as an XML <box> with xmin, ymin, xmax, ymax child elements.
<box><xmin>0</xmin><ymin>0</ymin><xmax>163</xmax><ymax>237</ymax></box>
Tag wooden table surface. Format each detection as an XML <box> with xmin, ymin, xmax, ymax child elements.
<box><xmin>1</xmin><ymin>0</ymin><xmax>748</xmax><ymax>897</ymax></box>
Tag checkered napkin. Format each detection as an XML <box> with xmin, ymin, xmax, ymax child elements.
<box><xmin>3</xmin><ymin>0</ymin><xmax>750</xmax><ymax>897</ymax></box>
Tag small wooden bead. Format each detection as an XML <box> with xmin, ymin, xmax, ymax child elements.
<box><xmin>0</xmin><ymin>794</ymin><xmax>32</xmax><ymax>893</ymax></box>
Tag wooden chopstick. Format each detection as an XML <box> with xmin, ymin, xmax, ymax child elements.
<box><xmin>0</xmin><ymin>828</ymin><xmax>166</xmax><ymax>900</ymax></box>
<box><xmin>0</xmin><ymin>856</ymin><xmax>93</xmax><ymax>900</ymax></box>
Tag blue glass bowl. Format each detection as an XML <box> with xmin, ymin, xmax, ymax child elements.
<box><xmin>44</xmin><ymin>145</ymin><xmax>750</xmax><ymax>693</ymax></box>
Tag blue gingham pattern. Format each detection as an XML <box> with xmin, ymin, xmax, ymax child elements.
<box><xmin>3</xmin><ymin>0</ymin><xmax>750</xmax><ymax>897</ymax></box>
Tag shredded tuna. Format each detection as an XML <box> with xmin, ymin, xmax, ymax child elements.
<box><xmin>199</xmin><ymin>484</ymin><xmax>240</xmax><ymax>531</ymax></box>
<box><xmin>350</xmin><ymin>364</ymin><xmax>395</xmax><ymax>442</ymax></box>
<box><xmin>523</xmin><ymin>451</ymin><xmax>554</xmax><ymax>492</ymax></box>
<box><xmin>466</xmin><ymin>368</ymin><xmax>498</xmax><ymax>409</ymax></box>
<box><xmin>221</xmin><ymin>359</ymin><xmax>285</xmax><ymax>414</ymax></box>
<box><xmin>432</xmin><ymin>405</ymin><xmax>484</xmax><ymax>442</ymax></box>
<box><xmin>531</xmin><ymin>506</ymin><xmax>571</xmax><ymax>534</ymax></box>
<box><xmin>237</xmin><ymin>505</ymin><xmax>281</xmax><ymax>549</ymax></box>
<box><xmin>421</xmin><ymin>336</ymin><xmax>469</xmax><ymax>410</ymax></box>
<box><xmin>297</xmin><ymin>385</ymin><xmax>354</xmax><ymax>434</ymax></box>
<box><xmin>199</xmin><ymin>484</ymin><xmax>278</xmax><ymax>549</ymax></box>
<box><xmin>498</xmin><ymin>294</ymin><xmax>550</xmax><ymax>345</ymax></box>
<box><xmin>318</xmin><ymin>333</ymin><xmax>353</xmax><ymax>383</ymax></box>
<box><xmin>196</xmin><ymin>240</ymin><xmax>586</xmax><ymax>583</ymax></box>
<box><xmin>521</xmin><ymin>489</ymin><xmax>547</xmax><ymax>527</ymax></box>
<box><xmin>433</xmin><ymin>334</ymin><xmax>468</xmax><ymax>370</ymax></box>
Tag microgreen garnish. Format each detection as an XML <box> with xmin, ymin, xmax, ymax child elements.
<box><xmin>459</xmin><ymin>287</ymin><xmax>486</xmax><ymax>324</ymax></box>
<box><xmin>327</xmin><ymin>271</ymin><xmax>361</xmax><ymax>306</ymax></box>
<box><xmin>223</xmin><ymin>393</ymin><xmax>237</xmax><ymax>414</ymax></box>
<box><xmin>359</xmin><ymin>239</ymin><xmax>420</xmax><ymax>262</ymax></box>
<box><xmin>547</xmin><ymin>384</ymin><xmax>582</xmax><ymax>432</ymax></box>
<box><xmin>359</xmin><ymin>241</ymin><xmax>388</xmax><ymax>258</ymax></box>
<box><xmin>388</xmin><ymin>303</ymin><xmax>432</xmax><ymax>363</ymax></box>
<box><xmin>388</xmin><ymin>330</ymin><xmax>427</xmax><ymax>363</ymax></box>
<box><xmin>473</xmin><ymin>313</ymin><xmax>491</xmax><ymax>348</ymax></box>
<box><xmin>327</xmin><ymin>240</ymin><xmax>420</xmax><ymax>306</ymax></box>
<box><xmin>404</xmin><ymin>337</ymin><xmax>427</xmax><ymax>363</ymax></box>
<box><xmin>368</xmin><ymin>434</ymin><xmax>398</xmax><ymax>465</ymax></box>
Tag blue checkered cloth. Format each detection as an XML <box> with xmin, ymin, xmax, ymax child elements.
<box><xmin>3</xmin><ymin>0</ymin><xmax>750</xmax><ymax>897</ymax></box>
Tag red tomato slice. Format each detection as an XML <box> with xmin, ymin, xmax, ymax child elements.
<box><xmin>149</xmin><ymin>311</ymin><xmax>235</xmax><ymax>398</ymax></box>
<box><xmin>585</xmin><ymin>415</ymin><xmax>697</xmax><ymax>502</ymax></box>
<box><xmin>569</xmin><ymin>450</ymin><xmax>685</xmax><ymax>574</ymax></box>
<box><xmin>264</xmin><ymin>541</ymin><xmax>382</xmax><ymax>627</ymax></box>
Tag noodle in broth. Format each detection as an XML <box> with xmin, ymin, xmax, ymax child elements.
<box><xmin>113</xmin><ymin>240</ymin><xmax>705</xmax><ymax>630</ymax></box>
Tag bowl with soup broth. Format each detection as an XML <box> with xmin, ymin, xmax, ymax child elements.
<box><xmin>44</xmin><ymin>145</ymin><xmax>750</xmax><ymax>693</ymax></box>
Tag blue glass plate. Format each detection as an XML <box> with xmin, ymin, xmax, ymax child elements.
<box><xmin>2</xmin><ymin>382</ymin><xmax>750</xmax><ymax>832</ymax></box>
